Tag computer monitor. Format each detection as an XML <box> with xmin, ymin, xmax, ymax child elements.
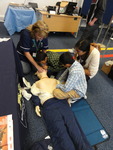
<box><xmin>65</xmin><ymin>2</ymin><xmax>77</xmax><ymax>15</ymax></box>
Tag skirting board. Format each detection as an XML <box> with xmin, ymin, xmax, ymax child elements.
<box><xmin>0</xmin><ymin>15</ymin><xmax>4</xmax><ymax>22</ymax></box>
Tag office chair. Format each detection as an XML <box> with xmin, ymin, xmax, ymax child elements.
<box><xmin>56</xmin><ymin>2</ymin><xmax>61</xmax><ymax>6</ymax></box>
<box><xmin>28</xmin><ymin>2</ymin><xmax>38</xmax><ymax>11</ymax></box>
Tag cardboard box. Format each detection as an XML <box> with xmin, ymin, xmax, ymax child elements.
<box><xmin>101</xmin><ymin>64</ymin><xmax>112</xmax><ymax>74</ymax></box>
<box><xmin>60</xmin><ymin>1</ymin><xmax>69</xmax><ymax>7</ymax></box>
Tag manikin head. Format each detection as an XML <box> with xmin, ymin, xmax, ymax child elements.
<box><xmin>36</xmin><ymin>70</ymin><xmax>48</xmax><ymax>79</ymax></box>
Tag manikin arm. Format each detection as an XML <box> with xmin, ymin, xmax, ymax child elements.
<box><xmin>35</xmin><ymin>106</ymin><xmax>41</xmax><ymax>117</ymax></box>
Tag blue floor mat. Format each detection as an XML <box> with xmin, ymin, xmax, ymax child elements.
<box><xmin>71</xmin><ymin>98</ymin><xmax>109</xmax><ymax>146</ymax></box>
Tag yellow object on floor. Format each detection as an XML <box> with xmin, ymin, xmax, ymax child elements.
<box><xmin>47</xmin><ymin>49</ymin><xmax>69</xmax><ymax>52</ymax></box>
<box><xmin>47</xmin><ymin>47</ymin><xmax>113</xmax><ymax>53</ymax></box>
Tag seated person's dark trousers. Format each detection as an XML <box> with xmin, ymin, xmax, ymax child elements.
<box><xmin>41</xmin><ymin>98</ymin><xmax>93</xmax><ymax>150</ymax></box>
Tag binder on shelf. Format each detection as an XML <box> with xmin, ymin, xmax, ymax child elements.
<box><xmin>0</xmin><ymin>114</ymin><xmax>14</xmax><ymax>150</ymax></box>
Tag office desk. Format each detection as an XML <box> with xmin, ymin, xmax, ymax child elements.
<box><xmin>39</xmin><ymin>11</ymin><xmax>81</xmax><ymax>35</ymax></box>
<box><xmin>4</xmin><ymin>5</ymin><xmax>37</xmax><ymax>35</ymax></box>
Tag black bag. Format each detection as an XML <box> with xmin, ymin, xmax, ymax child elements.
<box><xmin>108</xmin><ymin>65</ymin><xmax>113</xmax><ymax>80</ymax></box>
<box><xmin>47</xmin><ymin>6</ymin><xmax>56</xmax><ymax>13</ymax></box>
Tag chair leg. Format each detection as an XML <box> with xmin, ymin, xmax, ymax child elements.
<box><xmin>96</xmin><ymin>23</ymin><xmax>104</xmax><ymax>43</ymax></box>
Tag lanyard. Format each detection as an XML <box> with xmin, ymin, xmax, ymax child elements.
<box><xmin>32</xmin><ymin>39</ymin><xmax>41</xmax><ymax>54</ymax></box>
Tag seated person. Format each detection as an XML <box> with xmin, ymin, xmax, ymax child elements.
<box><xmin>74</xmin><ymin>40</ymin><xmax>100</xmax><ymax>81</ymax></box>
<box><xmin>53</xmin><ymin>52</ymin><xmax>87</xmax><ymax>103</ymax></box>
<box><xmin>30</xmin><ymin>70</ymin><xmax>93</xmax><ymax>150</ymax></box>
<box><xmin>36</xmin><ymin>51</ymin><xmax>65</xmax><ymax>78</ymax></box>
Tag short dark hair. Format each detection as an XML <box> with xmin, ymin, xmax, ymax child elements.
<box><xmin>59</xmin><ymin>52</ymin><xmax>74</xmax><ymax>65</ymax></box>
<box><xmin>36</xmin><ymin>51</ymin><xmax>47</xmax><ymax>62</ymax></box>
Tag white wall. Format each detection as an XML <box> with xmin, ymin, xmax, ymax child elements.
<box><xmin>0</xmin><ymin>0</ymin><xmax>24</xmax><ymax>21</ymax></box>
<box><xmin>0</xmin><ymin>0</ymin><xmax>83</xmax><ymax>21</ymax></box>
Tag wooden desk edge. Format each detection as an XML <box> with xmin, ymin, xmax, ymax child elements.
<box><xmin>39</xmin><ymin>10</ymin><xmax>82</xmax><ymax>19</ymax></box>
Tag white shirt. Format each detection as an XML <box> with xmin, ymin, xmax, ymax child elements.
<box><xmin>84</xmin><ymin>48</ymin><xmax>100</xmax><ymax>78</ymax></box>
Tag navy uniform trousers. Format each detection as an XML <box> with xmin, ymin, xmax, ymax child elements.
<box><xmin>41</xmin><ymin>98</ymin><xmax>93</xmax><ymax>150</ymax></box>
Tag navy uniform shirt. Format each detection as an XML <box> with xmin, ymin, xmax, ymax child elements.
<box><xmin>17</xmin><ymin>29</ymin><xmax>48</xmax><ymax>62</ymax></box>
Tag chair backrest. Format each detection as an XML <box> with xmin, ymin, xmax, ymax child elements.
<box><xmin>28</xmin><ymin>2</ymin><xmax>38</xmax><ymax>11</ymax></box>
